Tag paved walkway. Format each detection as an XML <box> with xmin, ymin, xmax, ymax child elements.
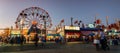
<box><xmin>0</xmin><ymin>43</ymin><xmax>120</xmax><ymax>53</ymax></box>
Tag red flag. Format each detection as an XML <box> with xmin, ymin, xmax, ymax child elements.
<box><xmin>15</xmin><ymin>22</ymin><xmax>18</xmax><ymax>28</ymax></box>
<box><xmin>61</xmin><ymin>19</ymin><xmax>64</xmax><ymax>23</ymax></box>
<box><xmin>108</xmin><ymin>25</ymin><xmax>111</xmax><ymax>29</ymax></box>
<box><xmin>96</xmin><ymin>19</ymin><xmax>101</xmax><ymax>24</ymax></box>
<box><xmin>111</xmin><ymin>24</ymin><xmax>114</xmax><ymax>28</ymax></box>
<box><xmin>74</xmin><ymin>20</ymin><xmax>78</xmax><ymax>24</ymax></box>
<box><xmin>101</xmin><ymin>25</ymin><xmax>105</xmax><ymax>29</ymax></box>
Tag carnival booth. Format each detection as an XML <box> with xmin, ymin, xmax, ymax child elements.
<box><xmin>46</xmin><ymin>34</ymin><xmax>62</xmax><ymax>42</ymax></box>
<box><xmin>80</xmin><ymin>28</ymin><xmax>103</xmax><ymax>36</ymax></box>
<box><xmin>11</xmin><ymin>29</ymin><xmax>21</xmax><ymax>37</ymax></box>
<box><xmin>80</xmin><ymin>28</ymin><xmax>103</xmax><ymax>42</ymax></box>
<box><xmin>107</xmin><ymin>29</ymin><xmax>120</xmax><ymax>36</ymax></box>
<box><xmin>64</xmin><ymin>26</ymin><xmax>80</xmax><ymax>42</ymax></box>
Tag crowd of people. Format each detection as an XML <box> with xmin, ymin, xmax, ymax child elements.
<box><xmin>0</xmin><ymin>31</ymin><xmax>119</xmax><ymax>48</ymax></box>
<box><xmin>0</xmin><ymin>34</ymin><xmax>63</xmax><ymax>47</ymax></box>
<box><xmin>0</xmin><ymin>35</ymin><xmax>26</xmax><ymax>45</ymax></box>
<box><xmin>93</xmin><ymin>30</ymin><xmax>120</xmax><ymax>51</ymax></box>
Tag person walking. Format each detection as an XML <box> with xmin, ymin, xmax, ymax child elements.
<box><xmin>93</xmin><ymin>36</ymin><xmax>100</xmax><ymax>51</ymax></box>
<box><xmin>99</xmin><ymin>30</ymin><xmax>110</xmax><ymax>51</ymax></box>
<box><xmin>41</xmin><ymin>36</ymin><xmax>46</xmax><ymax>47</ymax></box>
<box><xmin>100</xmin><ymin>37</ymin><xmax>110</xmax><ymax>51</ymax></box>
<box><xmin>34</xmin><ymin>34</ymin><xmax>39</xmax><ymax>47</ymax></box>
<box><xmin>20</xmin><ymin>35</ymin><xmax>25</xmax><ymax>45</ymax></box>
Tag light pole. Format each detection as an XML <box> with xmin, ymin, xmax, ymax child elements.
<box><xmin>71</xmin><ymin>17</ymin><xmax>73</xmax><ymax>26</ymax></box>
<box><xmin>42</xmin><ymin>15</ymin><xmax>47</xmax><ymax>42</ymax></box>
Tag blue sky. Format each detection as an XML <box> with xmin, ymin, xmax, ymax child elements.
<box><xmin>0</xmin><ymin>0</ymin><xmax>120</xmax><ymax>28</ymax></box>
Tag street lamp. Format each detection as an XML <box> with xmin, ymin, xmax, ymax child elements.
<box><xmin>41</xmin><ymin>15</ymin><xmax>47</xmax><ymax>42</ymax></box>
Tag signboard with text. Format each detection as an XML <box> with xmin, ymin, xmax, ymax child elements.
<box><xmin>11</xmin><ymin>30</ymin><xmax>21</xmax><ymax>34</ymax></box>
<box><xmin>65</xmin><ymin>26</ymin><xmax>80</xmax><ymax>30</ymax></box>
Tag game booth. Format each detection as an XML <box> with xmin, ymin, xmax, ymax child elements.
<box><xmin>56</xmin><ymin>26</ymin><xmax>81</xmax><ymax>42</ymax></box>
<box><xmin>46</xmin><ymin>34</ymin><xmax>62</xmax><ymax>42</ymax></box>
<box><xmin>64</xmin><ymin>26</ymin><xmax>80</xmax><ymax>42</ymax></box>
<box><xmin>10</xmin><ymin>29</ymin><xmax>21</xmax><ymax>37</ymax></box>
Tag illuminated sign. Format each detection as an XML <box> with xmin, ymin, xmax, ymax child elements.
<box><xmin>11</xmin><ymin>30</ymin><xmax>21</xmax><ymax>34</ymax></box>
<box><xmin>65</xmin><ymin>26</ymin><xmax>80</xmax><ymax>30</ymax></box>
<box><xmin>88</xmin><ymin>24</ymin><xmax>94</xmax><ymax>28</ymax></box>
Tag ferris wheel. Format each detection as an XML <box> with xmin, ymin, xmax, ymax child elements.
<box><xmin>15</xmin><ymin>7</ymin><xmax>52</xmax><ymax>29</ymax></box>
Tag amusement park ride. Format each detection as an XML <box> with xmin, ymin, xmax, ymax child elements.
<box><xmin>15</xmin><ymin>7</ymin><xmax>52</xmax><ymax>40</ymax></box>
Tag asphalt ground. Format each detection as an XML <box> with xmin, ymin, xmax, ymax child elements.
<box><xmin>0</xmin><ymin>42</ymin><xmax>120</xmax><ymax>53</ymax></box>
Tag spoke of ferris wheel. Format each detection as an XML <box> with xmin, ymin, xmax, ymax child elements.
<box><xmin>28</xmin><ymin>9</ymin><xmax>34</xmax><ymax>17</ymax></box>
<box><xmin>24</xmin><ymin>16</ymin><xmax>30</xmax><ymax>21</ymax></box>
<box><xmin>36</xmin><ymin>14</ymin><xmax>42</xmax><ymax>21</ymax></box>
<box><xmin>39</xmin><ymin>19</ymin><xmax>44</xmax><ymax>23</ymax></box>
<box><xmin>25</xmin><ymin>20</ymin><xmax>29</xmax><ymax>22</ymax></box>
<box><xmin>39</xmin><ymin>14</ymin><xmax>43</xmax><ymax>19</ymax></box>
<box><xmin>38</xmin><ymin>14</ymin><xmax>43</xmax><ymax>19</ymax></box>
<box><xmin>31</xmin><ymin>12</ymin><xmax>34</xmax><ymax>18</ymax></box>
<box><xmin>37</xmin><ymin>12</ymin><xmax>41</xmax><ymax>18</ymax></box>
<box><xmin>27</xmin><ymin>15</ymin><xmax>33</xmax><ymax>20</ymax></box>
<box><xmin>32</xmin><ymin>12</ymin><xmax>35</xmax><ymax>18</ymax></box>
<box><xmin>24</xmin><ymin>21</ymin><xmax>29</xmax><ymax>23</ymax></box>
<box><xmin>26</xmin><ymin>23</ymin><xmax>31</xmax><ymax>28</ymax></box>
<box><xmin>25</xmin><ymin>17</ymin><xmax>31</xmax><ymax>21</ymax></box>
<box><xmin>17</xmin><ymin>15</ymin><xmax>22</xmax><ymax>22</ymax></box>
<box><xmin>36</xmin><ymin>15</ymin><xmax>40</xmax><ymax>20</ymax></box>
<box><xmin>36</xmin><ymin>12</ymin><xmax>38</xmax><ymax>16</ymax></box>
<box><xmin>35</xmin><ymin>13</ymin><xmax>38</xmax><ymax>19</ymax></box>
<box><xmin>26</xmin><ymin>9</ymin><xmax>32</xmax><ymax>16</ymax></box>
<box><xmin>29</xmin><ymin>14</ymin><xmax>34</xmax><ymax>20</ymax></box>
<box><xmin>32</xmin><ymin>8</ymin><xmax>35</xmax><ymax>16</ymax></box>
<box><xmin>26</xmin><ymin>25</ymin><xmax>30</xmax><ymax>28</ymax></box>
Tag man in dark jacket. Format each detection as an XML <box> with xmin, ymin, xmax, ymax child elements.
<box><xmin>34</xmin><ymin>34</ymin><xmax>39</xmax><ymax>47</ymax></box>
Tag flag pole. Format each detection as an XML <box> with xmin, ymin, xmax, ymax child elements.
<box><xmin>106</xmin><ymin>16</ymin><xmax>109</xmax><ymax>27</ymax></box>
<box><xmin>71</xmin><ymin>17</ymin><xmax>73</xmax><ymax>26</ymax></box>
<box><xmin>94</xmin><ymin>14</ymin><xmax>97</xmax><ymax>27</ymax></box>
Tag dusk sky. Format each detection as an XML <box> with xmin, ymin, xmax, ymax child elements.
<box><xmin>0</xmin><ymin>0</ymin><xmax>120</xmax><ymax>28</ymax></box>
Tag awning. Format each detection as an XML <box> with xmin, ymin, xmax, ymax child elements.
<box><xmin>80</xmin><ymin>28</ymin><xmax>103</xmax><ymax>31</ymax></box>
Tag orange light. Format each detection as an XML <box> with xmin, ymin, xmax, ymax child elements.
<box><xmin>32</xmin><ymin>20</ymin><xmax>37</xmax><ymax>25</ymax></box>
